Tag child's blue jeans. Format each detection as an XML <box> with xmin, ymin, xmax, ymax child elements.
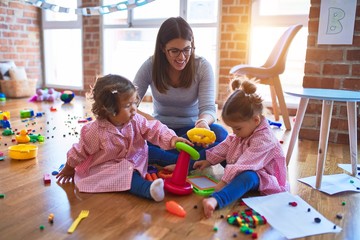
<box><xmin>148</xmin><ymin>123</ymin><xmax>228</xmax><ymax>168</ymax></box>
<box><xmin>211</xmin><ymin>170</ymin><xmax>260</xmax><ymax>209</ymax></box>
<box><xmin>129</xmin><ymin>171</ymin><xmax>153</xmax><ymax>200</ymax></box>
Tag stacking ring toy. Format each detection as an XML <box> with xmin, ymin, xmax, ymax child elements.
<box><xmin>164</xmin><ymin>142</ymin><xmax>200</xmax><ymax>195</ymax></box>
<box><xmin>175</xmin><ymin>142</ymin><xmax>200</xmax><ymax>160</ymax></box>
<box><xmin>187</xmin><ymin>128</ymin><xmax>216</xmax><ymax>144</ymax></box>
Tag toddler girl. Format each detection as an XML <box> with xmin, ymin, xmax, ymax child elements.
<box><xmin>56</xmin><ymin>74</ymin><xmax>192</xmax><ymax>202</ymax></box>
<box><xmin>194</xmin><ymin>78</ymin><xmax>288</xmax><ymax>217</ymax></box>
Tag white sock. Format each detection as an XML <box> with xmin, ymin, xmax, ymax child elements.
<box><xmin>150</xmin><ymin>178</ymin><xmax>164</xmax><ymax>202</ymax></box>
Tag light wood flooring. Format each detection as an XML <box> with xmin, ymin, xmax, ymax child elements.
<box><xmin>0</xmin><ymin>97</ymin><xmax>359</xmax><ymax>240</ymax></box>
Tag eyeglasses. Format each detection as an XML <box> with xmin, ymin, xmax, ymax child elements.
<box><xmin>166</xmin><ymin>47</ymin><xmax>193</xmax><ymax>58</ymax></box>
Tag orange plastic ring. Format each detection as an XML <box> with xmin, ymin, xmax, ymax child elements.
<box><xmin>158</xmin><ymin>169</ymin><xmax>173</xmax><ymax>179</ymax></box>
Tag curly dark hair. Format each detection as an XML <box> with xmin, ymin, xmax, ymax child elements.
<box><xmin>89</xmin><ymin>74</ymin><xmax>136</xmax><ymax>120</ymax></box>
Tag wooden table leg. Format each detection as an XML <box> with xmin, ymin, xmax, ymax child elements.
<box><xmin>286</xmin><ymin>97</ymin><xmax>309</xmax><ymax>166</ymax></box>
<box><xmin>347</xmin><ymin>101</ymin><xmax>358</xmax><ymax>176</ymax></box>
<box><xmin>315</xmin><ymin>100</ymin><xmax>333</xmax><ymax>189</ymax></box>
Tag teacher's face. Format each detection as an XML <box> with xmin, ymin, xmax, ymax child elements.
<box><xmin>164</xmin><ymin>38</ymin><xmax>192</xmax><ymax>71</ymax></box>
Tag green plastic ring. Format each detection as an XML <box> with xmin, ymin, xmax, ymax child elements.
<box><xmin>175</xmin><ymin>142</ymin><xmax>200</xmax><ymax>160</ymax></box>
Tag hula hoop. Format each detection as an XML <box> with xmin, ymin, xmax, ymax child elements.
<box><xmin>187</xmin><ymin>128</ymin><xmax>216</xmax><ymax>144</ymax></box>
<box><xmin>175</xmin><ymin>142</ymin><xmax>200</xmax><ymax>160</ymax></box>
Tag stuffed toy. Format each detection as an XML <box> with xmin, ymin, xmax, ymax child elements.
<box><xmin>29</xmin><ymin>88</ymin><xmax>61</xmax><ymax>102</ymax></box>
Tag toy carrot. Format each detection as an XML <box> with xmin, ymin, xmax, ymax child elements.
<box><xmin>145</xmin><ymin>173</ymin><xmax>153</xmax><ymax>181</ymax></box>
<box><xmin>166</xmin><ymin>200</ymin><xmax>186</xmax><ymax>217</ymax></box>
<box><xmin>151</xmin><ymin>172</ymin><xmax>158</xmax><ymax>180</ymax></box>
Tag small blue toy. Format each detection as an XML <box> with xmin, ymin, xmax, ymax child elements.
<box><xmin>0</xmin><ymin>93</ymin><xmax>6</xmax><ymax>102</ymax></box>
<box><xmin>268</xmin><ymin>119</ymin><xmax>282</xmax><ymax>128</ymax></box>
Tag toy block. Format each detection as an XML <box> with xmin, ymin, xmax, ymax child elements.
<box><xmin>0</xmin><ymin>111</ymin><xmax>10</xmax><ymax>120</ymax></box>
<box><xmin>20</xmin><ymin>109</ymin><xmax>34</xmax><ymax>118</ymax></box>
<box><xmin>43</xmin><ymin>174</ymin><xmax>51</xmax><ymax>185</ymax></box>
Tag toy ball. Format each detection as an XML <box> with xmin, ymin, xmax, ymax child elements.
<box><xmin>60</xmin><ymin>90</ymin><xmax>75</xmax><ymax>103</ymax></box>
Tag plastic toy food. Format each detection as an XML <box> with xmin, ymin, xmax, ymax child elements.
<box><xmin>187</xmin><ymin>128</ymin><xmax>216</xmax><ymax>144</ymax></box>
<box><xmin>8</xmin><ymin>144</ymin><xmax>38</xmax><ymax>160</ymax></box>
<box><xmin>166</xmin><ymin>200</ymin><xmax>186</xmax><ymax>217</ymax></box>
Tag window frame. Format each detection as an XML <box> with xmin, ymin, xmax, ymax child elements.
<box><xmin>250</xmin><ymin>0</ymin><xmax>310</xmax><ymax>108</ymax></box>
<box><xmin>41</xmin><ymin>0</ymin><xmax>84</xmax><ymax>90</ymax></box>
<box><xmin>101</xmin><ymin>0</ymin><xmax>220</xmax><ymax>85</ymax></box>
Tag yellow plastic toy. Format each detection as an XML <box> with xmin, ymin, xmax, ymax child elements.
<box><xmin>187</xmin><ymin>128</ymin><xmax>216</xmax><ymax>144</ymax></box>
<box><xmin>15</xmin><ymin>129</ymin><xmax>30</xmax><ymax>143</ymax></box>
<box><xmin>8</xmin><ymin>144</ymin><xmax>38</xmax><ymax>160</ymax></box>
<box><xmin>0</xmin><ymin>111</ymin><xmax>10</xmax><ymax>120</ymax></box>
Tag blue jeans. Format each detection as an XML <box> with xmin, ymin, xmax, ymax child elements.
<box><xmin>129</xmin><ymin>171</ymin><xmax>153</xmax><ymax>200</ymax></box>
<box><xmin>148</xmin><ymin>123</ymin><xmax>228</xmax><ymax>169</ymax></box>
<box><xmin>211</xmin><ymin>170</ymin><xmax>260</xmax><ymax>209</ymax></box>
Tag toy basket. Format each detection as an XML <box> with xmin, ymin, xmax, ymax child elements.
<box><xmin>0</xmin><ymin>79</ymin><xmax>37</xmax><ymax>98</ymax></box>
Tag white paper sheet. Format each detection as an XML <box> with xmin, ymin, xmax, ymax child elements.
<box><xmin>338</xmin><ymin>164</ymin><xmax>360</xmax><ymax>179</ymax></box>
<box><xmin>298</xmin><ymin>173</ymin><xmax>360</xmax><ymax>195</ymax></box>
<box><xmin>243</xmin><ymin>192</ymin><xmax>341</xmax><ymax>239</ymax></box>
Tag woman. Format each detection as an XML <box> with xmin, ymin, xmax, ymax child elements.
<box><xmin>133</xmin><ymin>16</ymin><xmax>228</xmax><ymax>167</ymax></box>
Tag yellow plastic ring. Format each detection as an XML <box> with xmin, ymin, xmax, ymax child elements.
<box><xmin>187</xmin><ymin>128</ymin><xmax>216</xmax><ymax>145</ymax></box>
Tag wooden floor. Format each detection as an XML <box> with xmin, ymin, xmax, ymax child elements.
<box><xmin>0</xmin><ymin>97</ymin><xmax>359</xmax><ymax>240</ymax></box>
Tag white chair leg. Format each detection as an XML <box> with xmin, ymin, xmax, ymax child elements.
<box><xmin>270</xmin><ymin>85</ymin><xmax>280</xmax><ymax>121</ymax></box>
<box><xmin>273</xmin><ymin>76</ymin><xmax>291</xmax><ymax>130</ymax></box>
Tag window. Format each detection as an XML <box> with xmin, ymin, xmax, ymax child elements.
<box><xmin>251</xmin><ymin>0</ymin><xmax>310</xmax><ymax>107</ymax></box>
<box><xmin>102</xmin><ymin>0</ymin><xmax>219</xmax><ymax>83</ymax></box>
<box><xmin>42</xmin><ymin>0</ymin><xmax>83</xmax><ymax>90</ymax></box>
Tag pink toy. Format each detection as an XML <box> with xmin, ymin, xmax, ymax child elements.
<box><xmin>164</xmin><ymin>142</ymin><xmax>200</xmax><ymax>195</ymax></box>
<box><xmin>43</xmin><ymin>173</ymin><xmax>51</xmax><ymax>184</ymax></box>
<box><xmin>29</xmin><ymin>88</ymin><xmax>61</xmax><ymax>102</ymax></box>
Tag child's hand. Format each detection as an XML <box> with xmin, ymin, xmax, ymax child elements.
<box><xmin>56</xmin><ymin>163</ymin><xmax>75</xmax><ymax>184</ymax></box>
<box><xmin>193</xmin><ymin>160</ymin><xmax>211</xmax><ymax>170</ymax></box>
<box><xmin>214</xmin><ymin>180</ymin><xmax>226</xmax><ymax>192</ymax></box>
<box><xmin>195</xmin><ymin>141</ymin><xmax>210</xmax><ymax>149</ymax></box>
<box><xmin>189</xmin><ymin>125</ymin><xmax>214</xmax><ymax>148</ymax></box>
<box><xmin>170</xmin><ymin>136</ymin><xmax>194</xmax><ymax>148</ymax></box>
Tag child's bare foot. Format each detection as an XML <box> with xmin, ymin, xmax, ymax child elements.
<box><xmin>163</xmin><ymin>164</ymin><xmax>176</xmax><ymax>172</ymax></box>
<box><xmin>202</xmin><ymin>197</ymin><xmax>218</xmax><ymax>218</ymax></box>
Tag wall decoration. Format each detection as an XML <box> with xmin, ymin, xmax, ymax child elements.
<box><xmin>317</xmin><ymin>0</ymin><xmax>357</xmax><ymax>45</ymax></box>
<box><xmin>19</xmin><ymin>0</ymin><xmax>155</xmax><ymax>16</ymax></box>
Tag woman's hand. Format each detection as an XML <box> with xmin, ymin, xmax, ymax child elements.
<box><xmin>170</xmin><ymin>136</ymin><xmax>194</xmax><ymax>148</ymax></box>
<box><xmin>195</xmin><ymin>120</ymin><xmax>210</xmax><ymax>130</ymax></box>
<box><xmin>56</xmin><ymin>163</ymin><xmax>75</xmax><ymax>184</ymax></box>
<box><xmin>195</xmin><ymin>125</ymin><xmax>210</xmax><ymax>148</ymax></box>
<box><xmin>193</xmin><ymin>120</ymin><xmax>213</xmax><ymax>148</ymax></box>
<box><xmin>193</xmin><ymin>160</ymin><xmax>211</xmax><ymax>170</ymax></box>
